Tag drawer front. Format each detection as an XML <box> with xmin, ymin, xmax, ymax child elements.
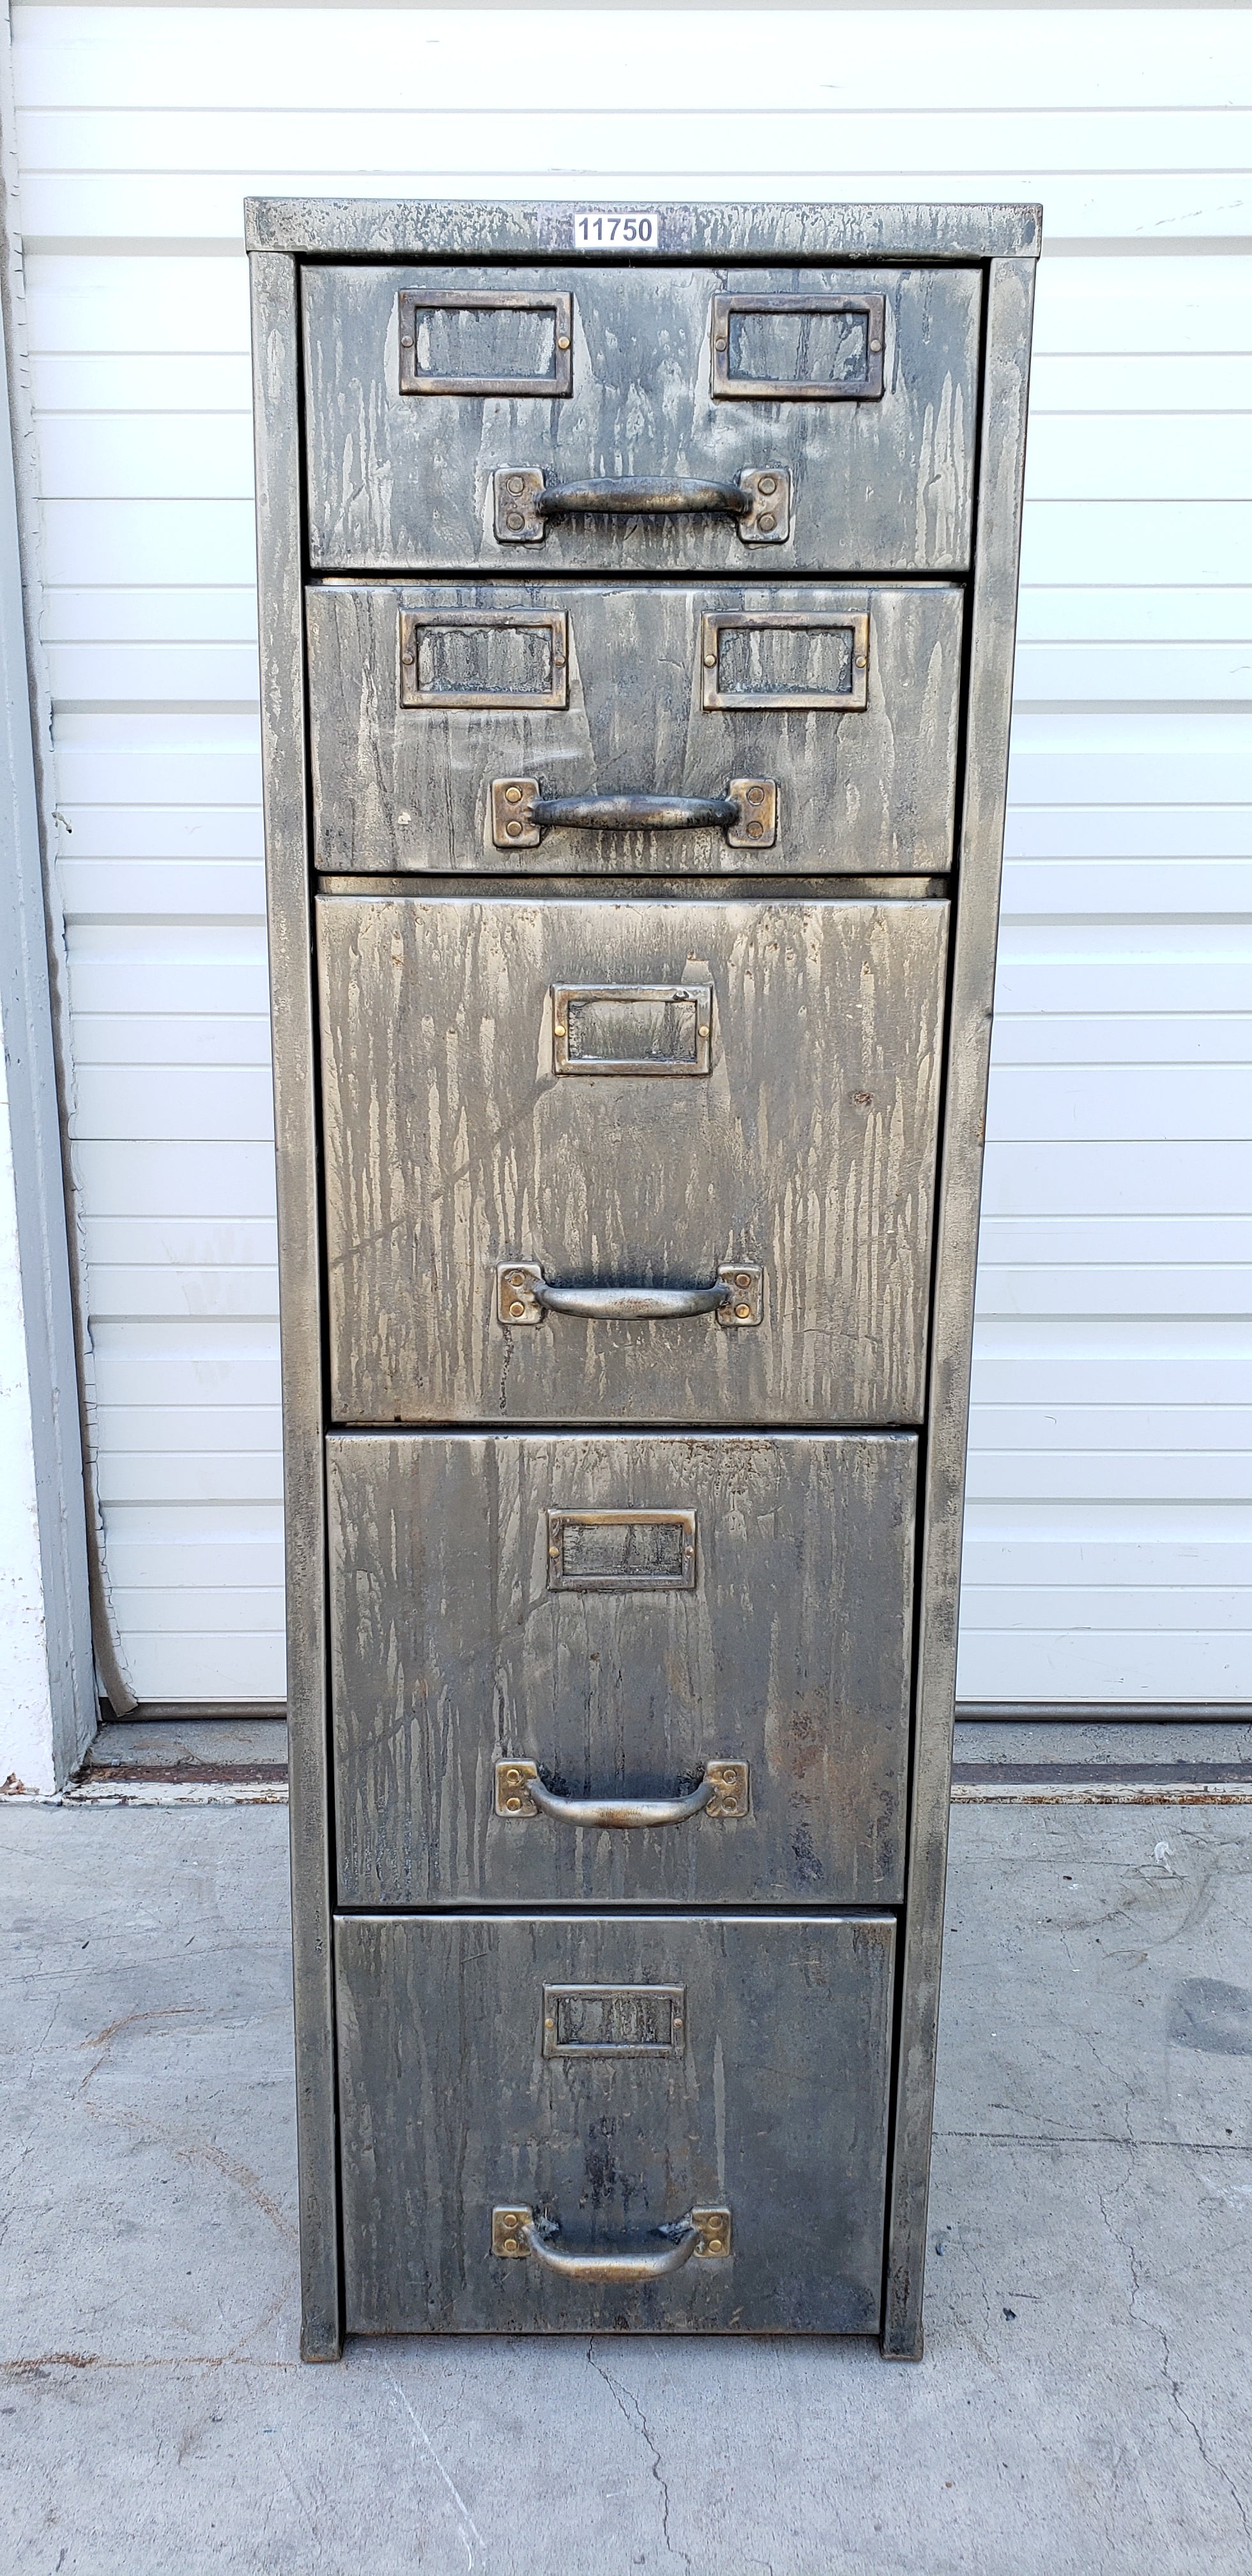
<box><xmin>329</xmin><ymin>1431</ymin><xmax>915</xmax><ymax>1908</ymax></box>
<box><xmin>308</xmin><ymin>581</ymin><xmax>963</xmax><ymax>878</ymax></box>
<box><xmin>303</xmin><ymin>262</ymin><xmax>980</xmax><ymax>573</ymax></box>
<box><xmin>336</xmin><ymin>1912</ymin><xmax>895</xmax><ymax>2333</ymax></box>
<box><xmin>318</xmin><ymin>893</ymin><xmax>948</xmax><ymax>1425</ymax></box>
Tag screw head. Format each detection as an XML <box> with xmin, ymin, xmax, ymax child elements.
<box><xmin>505</xmin><ymin>1269</ymin><xmax>525</xmax><ymax>1285</ymax></box>
<box><xmin>757</xmin><ymin>512</ymin><xmax>776</xmax><ymax>533</ymax></box>
<box><xmin>507</xmin><ymin>475</ymin><xmax>525</xmax><ymax>493</ymax></box>
<box><xmin>735</xmin><ymin>1272</ymin><xmax>752</xmax><ymax>1287</ymax></box>
<box><xmin>505</xmin><ymin>512</ymin><xmax>525</xmax><ymax>532</ymax></box>
<box><xmin>758</xmin><ymin>474</ymin><xmax>777</xmax><ymax>495</ymax></box>
<box><xmin>735</xmin><ymin>1303</ymin><xmax>752</xmax><ymax>1320</ymax></box>
<box><xmin>507</xmin><ymin>1300</ymin><xmax>526</xmax><ymax>1318</ymax></box>
<box><xmin>747</xmin><ymin>785</ymin><xmax>765</xmax><ymax>804</ymax></box>
<box><xmin>747</xmin><ymin>822</ymin><xmax>763</xmax><ymax>839</ymax></box>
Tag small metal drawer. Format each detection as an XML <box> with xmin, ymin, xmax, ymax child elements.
<box><xmin>307</xmin><ymin>581</ymin><xmax>963</xmax><ymax>878</ymax></box>
<box><xmin>316</xmin><ymin>891</ymin><xmax>949</xmax><ymax>1427</ymax></box>
<box><xmin>302</xmin><ymin>261</ymin><xmax>981</xmax><ymax>574</ymax></box>
<box><xmin>335</xmin><ymin>1911</ymin><xmax>896</xmax><ymax>2333</ymax></box>
<box><xmin>328</xmin><ymin>1430</ymin><xmax>916</xmax><ymax>1908</ymax></box>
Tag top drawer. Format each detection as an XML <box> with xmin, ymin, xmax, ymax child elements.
<box><xmin>302</xmin><ymin>263</ymin><xmax>982</xmax><ymax>575</ymax></box>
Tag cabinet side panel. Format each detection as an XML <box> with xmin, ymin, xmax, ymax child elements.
<box><xmin>883</xmin><ymin>254</ymin><xmax>1036</xmax><ymax>2358</ymax></box>
<box><xmin>250</xmin><ymin>250</ymin><xmax>340</xmax><ymax>2361</ymax></box>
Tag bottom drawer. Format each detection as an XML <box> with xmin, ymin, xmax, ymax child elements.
<box><xmin>336</xmin><ymin>1911</ymin><xmax>895</xmax><ymax>2334</ymax></box>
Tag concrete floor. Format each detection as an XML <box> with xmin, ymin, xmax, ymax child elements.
<box><xmin>3</xmin><ymin>1799</ymin><xmax>1251</xmax><ymax>2575</ymax></box>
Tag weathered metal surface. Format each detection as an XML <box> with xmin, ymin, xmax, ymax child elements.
<box><xmin>302</xmin><ymin>264</ymin><xmax>980</xmax><ymax>573</ymax></box>
<box><xmin>317</xmin><ymin>894</ymin><xmax>948</xmax><ymax>1424</ymax></box>
<box><xmin>250</xmin><ymin>194</ymin><xmax>1042</xmax><ymax>263</ymax></box>
<box><xmin>883</xmin><ymin>253</ymin><xmax>1039</xmax><ymax>2363</ymax></box>
<box><xmin>306</xmin><ymin>581</ymin><xmax>963</xmax><ymax>878</ymax></box>
<box><xmin>252</xmin><ymin>197</ymin><xmax>1036</xmax><ymax>2363</ymax></box>
<box><xmin>248</xmin><ymin>253</ymin><xmax>340</xmax><ymax>2359</ymax></box>
<box><xmin>335</xmin><ymin>1912</ymin><xmax>896</xmax><ymax>2333</ymax></box>
<box><xmin>327</xmin><ymin>1430</ymin><xmax>915</xmax><ymax>1906</ymax></box>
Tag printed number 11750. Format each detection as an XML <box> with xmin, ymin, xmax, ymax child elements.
<box><xmin>574</xmin><ymin>210</ymin><xmax>660</xmax><ymax>249</ymax></box>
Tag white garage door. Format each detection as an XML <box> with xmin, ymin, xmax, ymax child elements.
<box><xmin>11</xmin><ymin>4</ymin><xmax>1250</xmax><ymax>1706</ymax></box>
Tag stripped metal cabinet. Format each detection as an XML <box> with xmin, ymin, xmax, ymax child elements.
<box><xmin>247</xmin><ymin>197</ymin><xmax>1037</xmax><ymax>2361</ymax></box>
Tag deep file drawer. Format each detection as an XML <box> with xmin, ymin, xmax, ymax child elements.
<box><xmin>306</xmin><ymin>580</ymin><xmax>963</xmax><ymax>878</ymax></box>
<box><xmin>328</xmin><ymin>1430</ymin><xmax>916</xmax><ymax>1908</ymax></box>
<box><xmin>317</xmin><ymin>891</ymin><xmax>949</xmax><ymax>1426</ymax></box>
<box><xmin>335</xmin><ymin>1912</ymin><xmax>896</xmax><ymax>2334</ymax></box>
<box><xmin>302</xmin><ymin>260</ymin><xmax>981</xmax><ymax>574</ymax></box>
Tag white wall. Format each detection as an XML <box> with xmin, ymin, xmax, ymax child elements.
<box><xmin>3</xmin><ymin>3</ymin><xmax>1249</xmax><ymax>1706</ymax></box>
<box><xmin>0</xmin><ymin>1052</ymin><xmax>57</xmax><ymax>1792</ymax></box>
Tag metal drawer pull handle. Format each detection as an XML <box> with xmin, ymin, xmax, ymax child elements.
<box><xmin>497</xmin><ymin>1261</ymin><xmax>763</xmax><ymax>1327</ymax></box>
<box><xmin>494</xmin><ymin>466</ymin><xmax>790</xmax><ymax>544</ymax></box>
<box><xmin>492</xmin><ymin>776</ymin><xmax>776</xmax><ymax>850</ymax></box>
<box><xmin>496</xmin><ymin>1759</ymin><xmax>749</xmax><ymax>1827</ymax></box>
<box><xmin>492</xmin><ymin>2205</ymin><xmax>732</xmax><ymax>2278</ymax></box>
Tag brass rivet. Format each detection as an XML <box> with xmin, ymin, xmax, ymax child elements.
<box><xmin>735</xmin><ymin>1272</ymin><xmax>751</xmax><ymax>1287</ymax></box>
<box><xmin>401</xmin><ymin>334</ymin><xmax>413</xmax><ymax>349</ymax></box>
<box><xmin>735</xmin><ymin>1304</ymin><xmax>751</xmax><ymax>1319</ymax></box>
<box><xmin>869</xmin><ymin>339</ymin><xmax>882</xmax><ymax>352</ymax></box>
<box><xmin>703</xmin><ymin>652</ymin><xmax>717</xmax><ymax>668</ymax></box>
<box><xmin>747</xmin><ymin>822</ymin><xmax>763</xmax><ymax>839</ymax></box>
<box><xmin>505</xmin><ymin>784</ymin><xmax>523</xmax><ymax>802</ymax></box>
<box><xmin>553</xmin><ymin>1022</ymin><xmax>566</xmax><ymax>1037</ymax></box>
<box><xmin>508</xmin><ymin>1300</ymin><xmax>526</xmax><ymax>1318</ymax></box>
<box><xmin>758</xmin><ymin>475</ymin><xmax>777</xmax><ymax>495</ymax></box>
<box><xmin>556</xmin><ymin>334</ymin><xmax>570</xmax><ymax>351</ymax></box>
<box><xmin>503</xmin><ymin>2236</ymin><xmax>519</xmax><ymax>2254</ymax></box>
<box><xmin>549</xmin><ymin>1542</ymin><xmax>561</xmax><ymax>1556</ymax></box>
<box><xmin>757</xmin><ymin>512</ymin><xmax>776</xmax><ymax>533</ymax></box>
<box><xmin>715</xmin><ymin>334</ymin><xmax>728</xmax><ymax>351</ymax></box>
<box><xmin>505</xmin><ymin>1269</ymin><xmax>525</xmax><ymax>1285</ymax></box>
<box><xmin>505</xmin><ymin>512</ymin><xmax>525</xmax><ymax>532</ymax></box>
<box><xmin>855</xmin><ymin>655</ymin><xmax>867</xmax><ymax>668</ymax></box>
<box><xmin>506</xmin><ymin>822</ymin><xmax>523</xmax><ymax>839</ymax></box>
<box><xmin>507</xmin><ymin>475</ymin><xmax>525</xmax><ymax>493</ymax></box>
<box><xmin>698</xmin><ymin>1023</ymin><xmax>710</xmax><ymax>1037</ymax></box>
<box><xmin>747</xmin><ymin>785</ymin><xmax>765</xmax><ymax>804</ymax></box>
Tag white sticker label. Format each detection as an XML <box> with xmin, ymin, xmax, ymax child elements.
<box><xmin>573</xmin><ymin>208</ymin><xmax>661</xmax><ymax>252</ymax></box>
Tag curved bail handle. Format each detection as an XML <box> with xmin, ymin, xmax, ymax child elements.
<box><xmin>496</xmin><ymin>1262</ymin><xmax>764</xmax><ymax>1330</ymax></box>
<box><xmin>492</xmin><ymin>2206</ymin><xmax>732</xmax><ymax>2281</ymax></box>
<box><xmin>528</xmin><ymin>1769</ymin><xmax>715</xmax><ymax>1830</ymax></box>
<box><xmin>496</xmin><ymin>1760</ymin><xmax>750</xmax><ymax>1827</ymax></box>
<box><xmin>538</xmin><ymin>475</ymin><xmax>752</xmax><ymax>520</ymax></box>
<box><xmin>490</xmin><ymin>777</ymin><xmax>777</xmax><ymax>850</ymax></box>
<box><xmin>493</xmin><ymin>466</ymin><xmax>790</xmax><ymax>545</ymax></box>
<box><xmin>538</xmin><ymin>1278</ymin><xmax>729</xmax><ymax>1321</ymax></box>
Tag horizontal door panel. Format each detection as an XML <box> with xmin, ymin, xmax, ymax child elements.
<box><xmin>307</xmin><ymin>581</ymin><xmax>963</xmax><ymax>878</ymax></box>
<box><xmin>317</xmin><ymin>893</ymin><xmax>949</xmax><ymax>1424</ymax></box>
<box><xmin>336</xmin><ymin>1912</ymin><xmax>895</xmax><ymax>2334</ymax></box>
<box><xmin>303</xmin><ymin>262</ymin><xmax>979</xmax><ymax>573</ymax></box>
<box><xmin>329</xmin><ymin>1430</ymin><xmax>915</xmax><ymax>1908</ymax></box>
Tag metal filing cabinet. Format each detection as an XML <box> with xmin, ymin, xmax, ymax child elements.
<box><xmin>247</xmin><ymin>196</ymin><xmax>1038</xmax><ymax>2359</ymax></box>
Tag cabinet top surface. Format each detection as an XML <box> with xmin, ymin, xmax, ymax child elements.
<box><xmin>245</xmin><ymin>195</ymin><xmax>1042</xmax><ymax>262</ymax></box>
